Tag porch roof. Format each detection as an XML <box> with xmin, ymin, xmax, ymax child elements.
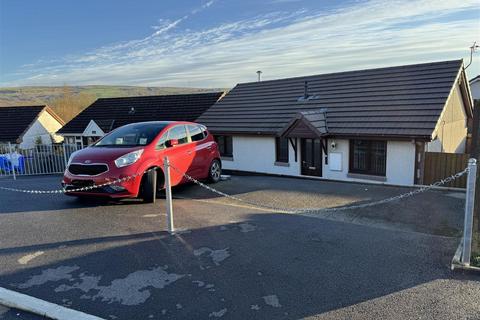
<box><xmin>279</xmin><ymin>108</ymin><xmax>328</xmax><ymax>138</ymax></box>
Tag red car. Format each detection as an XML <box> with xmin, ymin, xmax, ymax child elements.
<box><xmin>62</xmin><ymin>121</ymin><xmax>222</xmax><ymax>202</ymax></box>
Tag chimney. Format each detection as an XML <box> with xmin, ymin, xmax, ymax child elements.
<box><xmin>256</xmin><ymin>70</ymin><xmax>262</xmax><ymax>82</ymax></box>
<box><xmin>304</xmin><ymin>81</ymin><xmax>309</xmax><ymax>99</ymax></box>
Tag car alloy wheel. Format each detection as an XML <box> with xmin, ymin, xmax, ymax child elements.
<box><xmin>209</xmin><ymin>160</ymin><xmax>221</xmax><ymax>182</ymax></box>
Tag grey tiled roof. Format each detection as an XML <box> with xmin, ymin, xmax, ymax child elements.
<box><xmin>197</xmin><ymin>60</ymin><xmax>464</xmax><ymax>139</ymax></box>
<box><xmin>59</xmin><ymin>92</ymin><xmax>223</xmax><ymax>135</ymax></box>
<box><xmin>0</xmin><ymin>106</ymin><xmax>46</xmax><ymax>142</ymax></box>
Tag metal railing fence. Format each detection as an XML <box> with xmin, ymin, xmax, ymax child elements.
<box><xmin>0</xmin><ymin>143</ymin><xmax>80</xmax><ymax>177</ymax></box>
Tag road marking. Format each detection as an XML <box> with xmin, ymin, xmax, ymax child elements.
<box><xmin>18</xmin><ymin>251</ymin><xmax>44</xmax><ymax>265</ymax></box>
<box><xmin>0</xmin><ymin>287</ymin><xmax>104</xmax><ymax>320</ymax></box>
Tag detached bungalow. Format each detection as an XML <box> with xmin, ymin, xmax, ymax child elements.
<box><xmin>58</xmin><ymin>92</ymin><xmax>224</xmax><ymax>148</ymax></box>
<box><xmin>197</xmin><ymin>60</ymin><xmax>473</xmax><ymax>186</ymax></box>
<box><xmin>0</xmin><ymin>105</ymin><xmax>65</xmax><ymax>149</ymax></box>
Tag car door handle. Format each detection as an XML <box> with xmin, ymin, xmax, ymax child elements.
<box><xmin>207</xmin><ymin>146</ymin><xmax>212</xmax><ymax>150</ymax></box>
<box><xmin>186</xmin><ymin>150</ymin><xmax>192</xmax><ymax>155</ymax></box>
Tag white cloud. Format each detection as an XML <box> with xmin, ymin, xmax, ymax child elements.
<box><xmin>3</xmin><ymin>0</ymin><xmax>480</xmax><ymax>87</ymax></box>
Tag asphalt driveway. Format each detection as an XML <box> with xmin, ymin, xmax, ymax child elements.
<box><xmin>0</xmin><ymin>174</ymin><xmax>478</xmax><ymax>320</ymax></box>
<box><xmin>176</xmin><ymin>174</ymin><xmax>466</xmax><ymax>236</ymax></box>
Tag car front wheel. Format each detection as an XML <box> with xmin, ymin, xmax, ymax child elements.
<box><xmin>208</xmin><ymin>159</ymin><xmax>221</xmax><ymax>183</ymax></box>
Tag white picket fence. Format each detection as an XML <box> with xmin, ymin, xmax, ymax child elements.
<box><xmin>0</xmin><ymin>143</ymin><xmax>80</xmax><ymax>177</ymax></box>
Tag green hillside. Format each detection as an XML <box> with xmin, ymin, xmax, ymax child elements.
<box><xmin>0</xmin><ymin>85</ymin><xmax>225</xmax><ymax>122</ymax></box>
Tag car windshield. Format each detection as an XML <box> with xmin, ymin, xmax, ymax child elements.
<box><xmin>94</xmin><ymin>123</ymin><xmax>167</xmax><ymax>147</ymax></box>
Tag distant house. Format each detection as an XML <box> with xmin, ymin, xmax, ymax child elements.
<box><xmin>0</xmin><ymin>105</ymin><xmax>65</xmax><ymax>149</ymax></box>
<box><xmin>470</xmin><ymin>75</ymin><xmax>480</xmax><ymax>100</ymax></box>
<box><xmin>57</xmin><ymin>92</ymin><xmax>224</xmax><ymax>148</ymax></box>
<box><xmin>198</xmin><ymin>60</ymin><xmax>473</xmax><ymax>186</ymax></box>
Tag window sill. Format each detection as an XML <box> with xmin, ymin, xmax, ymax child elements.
<box><xmin>274</xmin><ymin>161</ymin><xmax>290</xmax><ymax>167</ymax></box>
<box><xmin>347</xmin><ymin>173</ymin><xmax>386</xmax><ymax>182</ymax></box>
<box><xmin>221</xmin><ymin>156</ymin><xmax>234</xmax><ymax>161</ymax></box>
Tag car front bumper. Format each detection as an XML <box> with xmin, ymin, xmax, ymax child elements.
<box><xmin>62</xmin><ymin>165</ymin><xmax>143</xmax><ymax>198</ymax></box>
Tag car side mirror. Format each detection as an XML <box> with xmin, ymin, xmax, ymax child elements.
<box><xmin>166</xmin><ymin>139</ymin><xmax>179</xmax><ymax>148</ymax></box>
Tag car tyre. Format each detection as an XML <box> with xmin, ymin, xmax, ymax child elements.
<box><xmin>208</xmin><ymin>159</ymin><xmax>222</xmax><ymax>183</ymax></box>
<box><xmin>142</xmin><ymin>169</ymin><xmax>157</xmax><ymax>203</ymax></box>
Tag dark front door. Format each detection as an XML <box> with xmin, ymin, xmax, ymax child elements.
<box><xmin>301</xmin><ymin>138</ymin><xmax>322</xmax><ymax>177</ymax></box>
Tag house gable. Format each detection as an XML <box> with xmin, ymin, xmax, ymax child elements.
<box><xmin>18</xmin><ymin>107</ymin><xmax>65</xmax><ymax>147</ymax></box>
<box><xmin>279</xmin><ymin>109</ymin><xmax>328</xmax><ymax>138</ymax></box>
<box><xmin>82</xmin><ymin>120</ymin><xmax>105</xmax><ymax>137</ymax></box>
<box><xmin>427</xmin><ymin>64</ymin><xmax>473</xmax><ymax>153</ymax></box>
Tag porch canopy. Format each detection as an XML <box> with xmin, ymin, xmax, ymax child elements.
<box><xmin>278</xmin><ymin>108</ymin><xmax>328</xmax><ymax>138</ymax></box>
<box><xmin>277</xmin><ymin>108</ymin><xmax>329</xmax><ymax>162</ymax></box>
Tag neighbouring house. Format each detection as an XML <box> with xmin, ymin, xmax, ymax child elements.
<box><xmin>57</xmin><ymin>92</ymin><xmax>224</xmax><ymax>148</ymax></box>
<box><xmin>0</xmin><ymin>105</ymin><xmax>65</xmax><ymax>149</ymax></box>
<box><xmin>470</xmin><ymin>75</ymin><xmax>480</xmax><ymax>100</ymax></box>
<box><xmin>197</xmin><ymin>60</ymin><xmax>473</xmax><ymax>186</ymax></box>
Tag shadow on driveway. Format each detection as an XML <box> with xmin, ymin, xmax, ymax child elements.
<box><xmin>1</xmin><ymin>213</ymin><xmax>478</xmax><ymax>320</ymax></box>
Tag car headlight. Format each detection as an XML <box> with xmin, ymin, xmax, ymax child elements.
<box><xmin>114</xmin><ymin>149</ymin><xmax>144</xmax><ymax>168</ymax></box>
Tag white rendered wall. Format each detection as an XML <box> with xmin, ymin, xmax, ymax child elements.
<box><xmin>221</xmin><ymin>136</ymin><xmax>300</xmax><ymax>176</ymax></box>
<box><xmin>322</xmin><ymin>139</ymin><xmax>415</xmax><ymax>186</ymax></box>
<box><xmin>385</xmin><ymin>141</ymin><xmax>416</xmax><ymax>186</ymax></box>
<box><xmin>224</xmin><ymin>136</ymin><xmax>416</xmax><ymax>186</ymax></box>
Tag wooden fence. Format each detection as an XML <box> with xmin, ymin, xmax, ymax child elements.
<box><xmin>423</xmin><ymin>152</ymin><xmax>469</xmax><ymax>188</ymax></box>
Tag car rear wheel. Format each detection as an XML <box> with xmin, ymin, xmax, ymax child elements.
<box><xmin>141</xmin><ymin>170</ymin><xmax>157</xmax><ymax>203</ymax></box>
<box><xmin>208</xmin><ymin>159</ymin><xmax>221</xmax><ymax>183</ymax></box>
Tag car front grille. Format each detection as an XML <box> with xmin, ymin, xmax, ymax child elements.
<box><xmin>68</xmin><ymin>163</ymin><xmax>108</xmax><ymax>176</ymax></box>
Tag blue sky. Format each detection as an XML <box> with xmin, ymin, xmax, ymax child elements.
<box><xmin>0</xmin><ymin>0</ymin><xmax>479</xmax><ymax>87</ymax></box>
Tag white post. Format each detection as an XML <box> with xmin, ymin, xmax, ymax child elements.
<box><xmin>62</xmin><ymin>143</ymin><xmax>68</xmax><ymax>168</ymax></box>
<box><xmin>462</xmin><ymin>158</ymin><xmax>477</xmax><ymax>265</ymax></box>
<box><xmin>164</xmin><ymin>156</ymin><xmax>174</xmax><ymax>234</ymax></box>
<box><xmin>8</xmin><ymin>142</ymin><xmax>16</xmax><ymax>181</ymax></box>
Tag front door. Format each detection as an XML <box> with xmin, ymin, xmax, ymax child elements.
<box><xmin>301</xmin><ymin>138</ymin><xmax>322</xmax><ymax>177</ymax></box>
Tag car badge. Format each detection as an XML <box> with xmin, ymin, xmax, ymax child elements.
<box><xmin>84</xmin><ymin>160</ymin><xmax>92</xmax><ymax>164</ymax></box>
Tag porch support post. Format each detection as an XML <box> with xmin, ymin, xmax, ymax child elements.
<box><xmin>288</xmin><ymin>138</ymin><xmax>298</xmax><ymax>162</ymax></box>
<box><xmin>321</xmin><ymin>138</ymin><xmax>328</xmax><ymax>165</ymax></box>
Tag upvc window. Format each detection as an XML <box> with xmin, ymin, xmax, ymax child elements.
<box><xmin>349</xmin><ymin>139</ymin><xmax>386</xmax><ymax>176</ymax></box>
<box><xmin>215</xmin><ymin>135</ymin><xmax>233</xmax><ymax>157</ymax></box>
<box><xmin>275</xmin><ymin>137</ymin><xmax>289</xmax><ymax>163</ymax></box>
